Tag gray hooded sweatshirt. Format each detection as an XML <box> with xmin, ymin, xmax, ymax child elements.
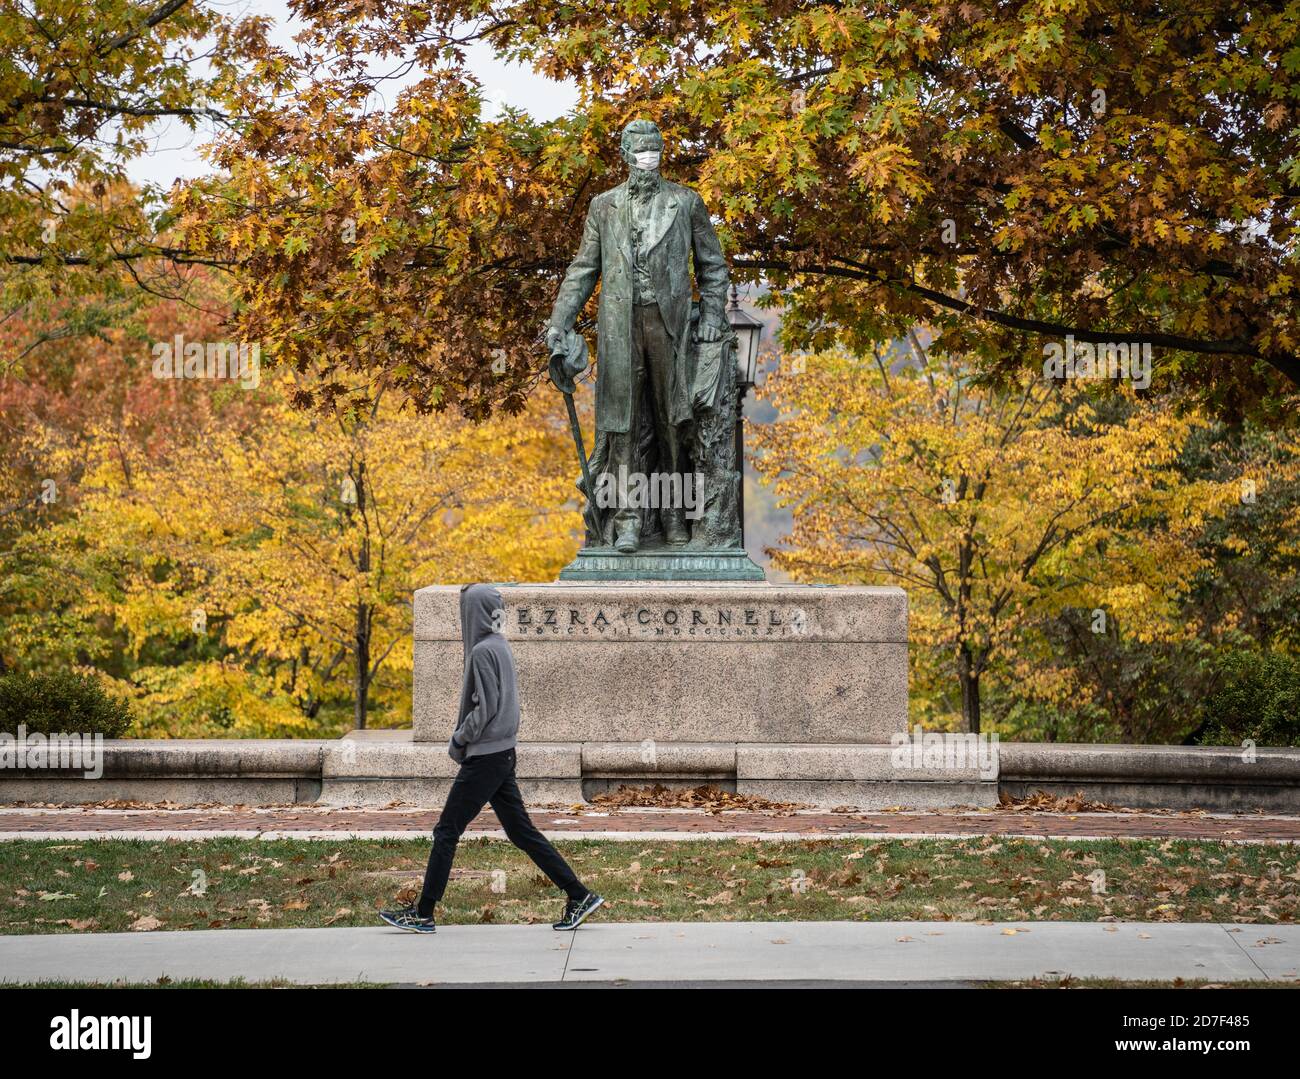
<box><xmin>448</xmin><ymin>584</ymin><xmax>520</xmax><ymax>762</ymax></box>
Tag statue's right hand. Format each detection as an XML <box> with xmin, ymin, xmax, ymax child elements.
<box><xmin>547</xmin><ymin>326</ymin><xmax>588</xmax><ymax>394</ymax></box>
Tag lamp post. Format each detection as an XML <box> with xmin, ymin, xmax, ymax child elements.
<box><xmin>726</xmin><ymin>284</ymin><xmax>763</xmax><ymax>548</ymax></box>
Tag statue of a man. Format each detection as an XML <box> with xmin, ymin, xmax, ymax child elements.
<box><xmin>547</xmin><ymin>119</ymin><xmax>730</xmax><ymax>554</ymax></box>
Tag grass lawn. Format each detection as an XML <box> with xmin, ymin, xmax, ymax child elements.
<box><xmin>1</xmin><ymin>835</ymin><xmax>1297</xmax><ymax>935</ymax></box>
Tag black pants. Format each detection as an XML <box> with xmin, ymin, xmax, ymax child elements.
<box><xmin>417</xmin><ymin>747</ymin><xmax>586</xmax><ymax>917</ymax></box>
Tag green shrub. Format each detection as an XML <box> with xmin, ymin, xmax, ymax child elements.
<box><xmin>0</xmin><ymin>670</ymin><xmax>134</xmax><ymax>738</ymax></box>
<box><xmin>1197</xmin><ymin>650</ymin><xmax>1300</xmax><ymax>747</ymax></box>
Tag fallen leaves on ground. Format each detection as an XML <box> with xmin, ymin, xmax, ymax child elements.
<box><xmin>57</xmin><ymin>918</ymin><xmax>97</xmax><ymax>930</ymax></box>
<box><xmin>998</xmin><ymin>790</ymin><xmax>1127</xmax><ymax>814</ymax></box>
<box><xmin>129</xmin><ymin>915</ymin><xmax>163</xmax><ymax>931</ymax></box>
<box><xmin>3</xmin><ymin>800</ymin><xmax>265</xmax><ymax>810</ymax></box>
<box><xmin>997</xmin><ymin>790</ymin><xmax>1213</xmax><ymax>816</ymax></box>
<box><xmin>590</xmin><ymin>784</ymin><xmax>806</xmax><ymax>814</ymax></box>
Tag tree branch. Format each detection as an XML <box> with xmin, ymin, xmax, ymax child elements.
<box><xmin>733</xmin><ymin>256</ymin><xmax>1300</xmax><ymax>385</ymax></box>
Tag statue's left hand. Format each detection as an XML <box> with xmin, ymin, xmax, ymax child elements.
<box><xmin>696</xmin><ymin>317</ymin><xmax>725</xmax><ymax>343</ymax></box>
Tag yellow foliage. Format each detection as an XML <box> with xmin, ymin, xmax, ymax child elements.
<box><xmin>37</xmin><ymin>369</ymin><xmax>580</xmax><ymax>735</ymax></box>
<box><xmin>752</xmin><ymin>342</ymin><xmax>1247</xmax><ymax>731</ymax></box>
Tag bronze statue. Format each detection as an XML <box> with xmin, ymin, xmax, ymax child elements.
<box><xmin>547</xmin><ymin>119</ymin><xmax>740</xmax><ymax>559</ymax></box>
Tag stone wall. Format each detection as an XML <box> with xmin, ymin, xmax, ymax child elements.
<box><xmin>3</xmin><ymin>735</ymin><xmax>1298</xmax><ymax>812</ymax></box>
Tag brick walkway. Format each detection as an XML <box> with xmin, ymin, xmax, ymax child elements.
<box><xmin>1</xmin><ymin>805</ymin><xmax>1298</xmax><ymax>841</ymax></box>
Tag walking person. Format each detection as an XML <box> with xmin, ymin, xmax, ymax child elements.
<box><xmin>380</xmin><ymin>583</ymin><xmax>603</xmax><ymax>933</ymax></box>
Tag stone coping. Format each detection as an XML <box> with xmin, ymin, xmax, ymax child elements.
<box><xmin>2</xmin><ymin>737</ymin><xmax>1298</xmax><ymax>783</ymax></box>
<box><xmin>998</xmin><ymin>742</ymin><xmax>1300</xmax><ymax>783</ymax></box>
<box><xmin>320</xmin><ymin>741</ymin><xmax>989</xmax><ymax>782</ymax></box>
<box><xmin>0</xmin><ymin>739</ymin><xmax>328</xmax><ymax>778</ymax></box>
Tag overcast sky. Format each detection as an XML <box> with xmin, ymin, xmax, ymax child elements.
<box><xmin>128</xmin><ymin>0</ymin><xmax>579</xmax><ymax>190</ymax></box>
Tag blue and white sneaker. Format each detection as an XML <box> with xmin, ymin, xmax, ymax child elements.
<box><xmin>379</xmin><ymin>906</ymin><xmax>437</xmax><ymax>933</ymax></box>
<box><xmin>553</xmin><ymin>891</ymin><xmax>604</xmax><ymax>931</ymax></box>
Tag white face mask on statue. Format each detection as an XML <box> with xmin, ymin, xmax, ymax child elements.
<box><xmin>632</xmin><ymin>150</ymin><xmax>661</xmax><ymax>171</ymax></box>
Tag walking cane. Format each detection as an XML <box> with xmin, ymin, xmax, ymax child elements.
<box><xmin>547</xmin><ymin>330</ymin><xmax>602</xmax><ymax>541</ymax></box>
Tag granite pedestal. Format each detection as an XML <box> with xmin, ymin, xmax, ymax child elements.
<box><xmin>399</xmin><ymin>582</ymin><xmax>995</xmax><ymax>808</ymax></box>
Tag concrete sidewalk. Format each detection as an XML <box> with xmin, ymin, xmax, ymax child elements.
<box><xmin>2</xmin><ymin>921</ymin><xmax>1297</xmax><ymax>985</ymax></box>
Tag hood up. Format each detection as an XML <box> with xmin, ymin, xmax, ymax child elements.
<box><xmin>459</xmin><ymin>583</ymin><xmax>503</xmax><ymax>666</ymax></box>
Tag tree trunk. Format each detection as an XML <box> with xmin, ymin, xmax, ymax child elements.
<box><xmin>354</xmin><ymin>601</ymin><xmax>370</xmax><ymax>730</ymax></box>
<box><xmin>351</xmin><ymin>459</ymin><xmax>371</xmax><ymax>730</ymax></box>
<box><xmin>958</xmin><ymin>642</ymin><xmax>981</xmax><ymax>734</ymax></box>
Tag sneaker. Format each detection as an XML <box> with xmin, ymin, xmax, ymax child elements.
<box><xmin>379</xmin><ymin>906</ymin><xmax>437</xmax><ymax>933</ymax></box>
<box><xmin>553</xmin><ymin>891</ymin><xmax>604</xmax><ymax>931</ymax></box>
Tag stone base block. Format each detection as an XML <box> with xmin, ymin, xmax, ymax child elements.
<box><xmin>581</xmin><ymin>741</ymin><xmax>736</xmax><ymax>777</ymax></box>
<box><xmin>318</xmin><ymin>735</ymin><xmax>584</xmax><ymax>806</ymax></box>
<box><xmin>735</xmin><ymin>743</ymin><xmax>997</xmax><ymax>808</ymax></box>
<box><xmin>325</xmin><ymin>735</ymin><xmax>580</xmax><ymax>779</ymax></box>
<box><xmin>737</xmin><ymin>743</ymin><xmax>993</xmax><ymax>783</ymax></box>
<box><xmin>413</xmin><ymin>582</ymin><xmax>908</xmax><ymax>744</ymax></box>
<box><xmin>737</xmin><ymin>780</ymin><xmax>997</xmax><ymax>810</ymax></box>
<box><xmin>0</xmin><ymin>777</ymin><xmax>320</xmax><ymax>806</ymax></box>
<box><xmin>318</xmin><ymin>778</ymin><xmax>583</xmax><ymax>807</ymax></box>
<box><xmin>999</xmin><ymin>743</ymin><xmax>1300</xmax><ymax>813</ymax></box>
<box><xmin>0</xmin><ymin>738</ymin><xmax>326</xmax><ymax>806</ymax></box>
<box><xmin>314</xmin><ymin>735</ymin><xmax>992</xmax><ymax>809</ymax></box>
